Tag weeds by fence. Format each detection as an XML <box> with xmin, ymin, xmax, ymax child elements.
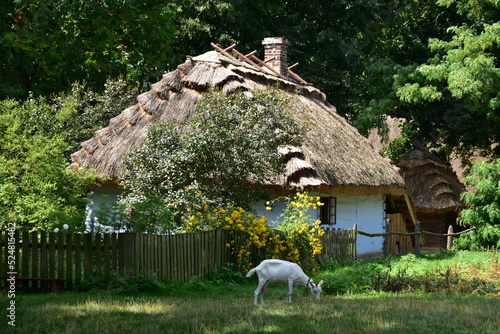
<box><xmin>0</xmin><ymin>228</ymin><xmax>355</xmax><ymax>291</ymax></box>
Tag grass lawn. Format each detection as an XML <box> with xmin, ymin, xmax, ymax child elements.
<box><xmin>1</xmin><ymin>251</ymin><xmax>499</xmax><ymax>333</ymax></box>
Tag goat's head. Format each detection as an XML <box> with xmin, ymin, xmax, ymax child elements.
<box><xmin>307</xmin><ymin>280</ymin><xmax>325</xmax><ymax>301</ymax></box>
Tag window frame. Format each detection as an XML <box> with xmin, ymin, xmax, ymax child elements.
<box><xmin>320</xmin><ymin>196</ymin><xmax>337</xmax><ymax>225</ymax></box>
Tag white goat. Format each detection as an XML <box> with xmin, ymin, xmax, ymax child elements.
<box><xmin>246</xmin><ymin>259</ymin><xmax>325</xmax><ymax>305</ymax></box>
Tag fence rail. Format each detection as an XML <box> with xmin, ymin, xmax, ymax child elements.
<box><xmin>354</xmin><ymin>223</ymin><xmax>475</xmax><ymax>255</ymax></box>
<box><xmin>0</xmin><ymin>228</ymin><xmax>355</xmax><ymax>291</ymax></box>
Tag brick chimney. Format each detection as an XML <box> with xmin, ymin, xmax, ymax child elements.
<box><xmin>262</xmin><ymin>37</ymin><xmax>290</xmax><ymax>77</ymax></box>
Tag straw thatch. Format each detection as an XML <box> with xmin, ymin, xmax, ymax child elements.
<box><xmin>396</xmin><ymin>149</ymin><xmax>465</xmax><ymax>213</ymax></box>
<box><xmin>70</xmin><ymin>50</ymin><xmax>407</xmax><ymax>197</ymax></box>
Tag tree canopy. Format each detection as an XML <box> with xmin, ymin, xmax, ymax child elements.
<box><xmin>357</xmin><ymin>0</ymin><xmax>500</xmax><ymax>161</ymax></box>
<box><xmin>1</xmin><ymin>0</ymin><xmax>174</xmax><ymax>99</ymax></box>
<box><xmin>456</xmin><ymin>159</ymin><xmax>500</xmax><ymax>250</ymax></box>
<box><xmin>119</xmin><ymin>89</ymin><xmax>303</xmax><ymax>221</ymax></box>
<box><xmin>1</xmin><ymin>0</ymin><xmax>500</xmax><ymax>232</ymax></box>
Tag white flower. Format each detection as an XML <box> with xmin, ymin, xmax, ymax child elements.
<box><xmin>54</xmin><ymin>228</ymin><xmax>60</xmax><ymax>233</ymax></box>
<box><xmin>63</xmin><ymin>224</ymin><xmax>69</xmax><ymax>230</ymax></box>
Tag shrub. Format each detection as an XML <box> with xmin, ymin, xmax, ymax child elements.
<box><xmin>181</xmin><ymin>192</ymin><xmax>325</xmax><ymax>273</ymax></box>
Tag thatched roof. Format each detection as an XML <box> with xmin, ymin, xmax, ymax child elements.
<box><xmin>70</xmin><ymin>50</ymin><xmax>407</xmax><ymax>197</ymax></box>
<box><xmin>396</xmin><ymin>149</ymin><xmax>465</xmax><ymax>213</ymax></box>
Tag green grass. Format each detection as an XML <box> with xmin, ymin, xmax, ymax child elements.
<box><xmin>1</xmin><ymin>251</ymin><xmax>499</xmax><ymax>333</ymax></box>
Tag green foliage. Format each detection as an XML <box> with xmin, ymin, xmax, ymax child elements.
<box><xmin>360</xmin><ymin>0</ymin><xmax>500</xmax><ymax>161</ymax></box>
<box><xmin>0</xmin><ymin>98</ymin><xmax>98</xmax><ymax>231</ymax></box>
<box><xmin>92</xmin><ymin>195</ymin><xmax>175</xmax><ymax>234</ymax></box>
<box><xmin>318</xmin><ymin>251</ymin><xmax>500</xmax><ymax>295</ymax></box>
<box><xmin>269</xmin><ymin>193</ymin><xmax>325</xmax><ymax>271</ymax></box>
<box><xmin>120</xmin><ymin>88</ymin><xmax>302</xmax><ymax>212</ymax></box>
<box><xmin>456</xmin><ymin>160</ymin><xmax>500</xmax><ymax>250</ymax></box>
<box><xmin>1</xmin><ymin>0</ymin><xmax>175</xmax><ymax>99</ymax></box>
<box><xmin>0</xmin><ymin>77</ymin><xmax>132</xmax><ymax>231</ymax></box>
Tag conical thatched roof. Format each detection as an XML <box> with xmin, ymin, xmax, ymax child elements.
<box><xmin>70</xmin><ymin>50</ymin><xmax>407</xmax><ymax>197</ymax></box>
<box><xmin>396</xmin><ymin>149</ymin><xmax>465</xmax><ymax>213</ymax></box>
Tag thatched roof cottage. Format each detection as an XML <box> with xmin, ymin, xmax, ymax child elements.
<box><xmin>71</xmin><ymin>38</ymin><xmax>416</xmax><ymax>256</ymax></box>
<box><xmin>396</xmin><ymin>148</ymin><xmax>465</xmax><ymax>250</ymax></box>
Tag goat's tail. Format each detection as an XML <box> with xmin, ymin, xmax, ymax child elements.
<box><xmin>245</xmin><ymin>268</ymin><xmax>256</xmax><ymax>278</ymax></box>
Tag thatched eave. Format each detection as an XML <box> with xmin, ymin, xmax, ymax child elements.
<box><xmin>396</xmin><ymin>152</ymin><xmax>465</xmax><ymax>213</ymax></box>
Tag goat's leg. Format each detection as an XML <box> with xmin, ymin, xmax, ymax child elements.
<box><xmin>286</xmin><ymin>280</ymin><xmax>294</xmax><ymax>303</ymax></box>
<box><xmin>254</xmin><ymin>280</ymin><xmax>267</xmax><ymax>305</ymax></box>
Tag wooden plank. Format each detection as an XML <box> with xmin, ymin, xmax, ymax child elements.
<box><xmin>14</xmin><ymin>231</ymin><xmax>20</xmax><ymax>276</ymax></box>
<box><xmin>180</xmin><ymin>234</ymin><xmax>186</xmax><ymax>281</ymax></box>
<box><xmin>111</xmin><ymin>233</ymin><xmax>118</xmax><ymax>275</ymax></box>
<box><xmin>158</xmin><ymin>235</ymin><xmax>164</xmax><ymax>280</ymax></box>
<box><xmin>83</xmin><ymin>233</ymin><xmax>92</xmax><ymax>279</ymax></box>
<box><xmin>103</xmin><ymin>234</ymin><xmax>110</xmax><ymax>282</ymax></box>
<box><xmin>31</xmin><ymin>232</ymin><xmax>39</xmax><ymax>279</ymax></box>
<box><xmin>40</xmin><ymin>231</ymin><xmax>48</xmax><ymax>279</ymax></box>
<box><xmin>74</xmin><ymin>233</ymin><xmax>81</xmax><ymax>283</ymax></box>
<box><xmin>122</xmin><ymin>233</ymin><xmax>135</xmax><ymax>277</ymax></box>
<box><xmin>48</xmin><ymin>232</ymin><xmax>56</xmax><ymax>279</ymax></box>
<box><xmin>57</xmin><ymin>233</ymin><xmax>64</xmax><ymax>279</ymax></box>
<box><xmin>136</xmin><ymin>233</ymin><xmax>141</xmax><ymax>276</ymax></box>
<box><xmin>216</xmin><ymin>230</ymin><xmax>221</xmax><ymax>271</ymax></box>
<box><xmin>95</xmin><ymin>234</ymin><xmax>102</xmax><ymax>278</ymax></box>
<box><xmin>0</xmin><ymin>232</ymin><xmax>4</xmax><ymax>278</ymax></box>
<box><xmin>187</xmin><ymin>233</ymin><xmax>193</xmax><ymax>279</ymax></box>
<box><xmin>165</xmin><ymin>235</ymin><xmax>171</xmax><ymax>281</ymax></box>
<box><xmin>195</xmin><ymin>232</ymin><xmax>201</xmax><ymax>278</ymax></box>
<box><xmin>173</xmin><ymin>233</ymin><xmax>179</xmax><ymax>281</ymax></box>
<box><xmin>65</xmin><ymin>233</ymin><xmax>73</xmax><ymax>288</ymax></box>
<box><xmin>22</xmin><ymin>231</ymin><xmax>30</xmax><ymax>278</ymax></box>
<box><xmin>118</xmin><ymin>233</ymin><xmax>125</xmax><ymax>276</ymax></box>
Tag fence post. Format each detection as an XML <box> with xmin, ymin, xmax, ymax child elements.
<box><xmin>447</xmin><ymin>225</ymin><xmax>454</xmax><ymax>250</ymax></box>
<box><xmin>414</xmin><ymin>221</ymin><xmax>421</xmax><ymax>256</ymax></box>
<box><xmin>352</xmin><ymin>224</ymin><xmax>357</xmax><ymax>260</ymax></box>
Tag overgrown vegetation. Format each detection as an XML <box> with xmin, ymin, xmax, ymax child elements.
<box><xmin>66</xmin><ymin>250</ymin><xmax>500</xmax><ymax>298</ymax></box>
<box><xmin>456</xmin><ymin>159</ymin><xmax>500</xmax><ymax>250</ymax></box>
<box><xmin>0</xmin><ymin>78</ymin><xmax>134</xmax><ymax>231</ymax></box>
<box><xmin>318</xmin><ymin>251</ymin><xmax>500</xmax><ymax>296</ymax></box>
<box><xmin>3</xmin><ymin>251</ymin><xmax>499</xmax><ymax>333</ymax></box>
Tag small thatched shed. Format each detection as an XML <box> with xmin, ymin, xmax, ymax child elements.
<box><xmin>396</xmin><ymin>148</ymin><xmax>465</xmax><ymax>249</ymax></box>
<box><xmin>71</xmin><ymin>38</ymin><xmax>415</xmax><ymax>255</ymax></box>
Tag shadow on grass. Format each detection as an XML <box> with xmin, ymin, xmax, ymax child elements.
<box><xmin>2</xmin><ymin>293</ymin><xmax>499</xmax><ymax>334</ymax></box>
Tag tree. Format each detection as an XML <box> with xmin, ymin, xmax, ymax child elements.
<box><xmin>0</xmin><ymin>0</ymin><xmax>175</xmax><ymax>99</ymax></box>
<box><xmin>0</xmin><ymin>98</ymin><xmax>98</xmax><ymax>231</ymax></box>
<box><xmin>356</xmin><ymin>0</ymin><xmax>500</xmax><ymax>161</ymax></box>
<box><xmin>119</xmin><ymin>89</ymin><xmax>303</xmax><ymax>220</ymax></box>
<box><xmin>455</xmin><ymin>159</ymin><xmax>500</xmax><ymax>250</ymax></box>
<box><xmin>171</xmin><ymin>0</ymin><xmax>396</xmax><ymax>122</ymax></box>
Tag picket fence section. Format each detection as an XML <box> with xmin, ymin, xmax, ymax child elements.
<box><xmin>317</xmin><ymin>229</ymin><xmax>357</xmax><ymax>263</ymax></box>
<box><xmin>0</xmin><ymin>228</ymin><xmax>355</xmax><ymax>290</ymax></box>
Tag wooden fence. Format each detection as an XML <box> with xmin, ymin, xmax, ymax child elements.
<box><xmin>0</xmin><ymin>228</ymin><xmax>355</xmax><ymax>291</ymax></box>
<box><xmin>317</xmin><ymin>229</ymin><xmax>357</xmax><ymax>263</ymax></box>
<box><xmin>355</xmin><ymin>223</ymin><xmax>475</xmax><ymax>256</ymax></box>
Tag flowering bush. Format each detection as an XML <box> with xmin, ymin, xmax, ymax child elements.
<box><xmin>269</xmin><ymin>192</ymin><xmax>325</xmax><ymax>271</ymax></box>
<box><xmin>181</xmin><ymin>192</ymin><xmax>325</xmax><ymax>273</ymax></box>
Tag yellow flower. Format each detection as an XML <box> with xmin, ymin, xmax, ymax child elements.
<box><xmin>266</xmin><ymin>207</ymin><xmax>272</xmax><ymax>211</ymax></box>
<box><xmin>184</xmin><ymin>188</ymin><xmax>189</xmax><ymax>192</ymax></box>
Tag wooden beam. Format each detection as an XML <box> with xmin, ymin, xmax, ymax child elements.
<box><xmin>231</xmin><ymin>48</ymin><xmax>261</xmax><ymax>69</ymax></box>
<box><xmin>250</xmin><ymin>54</ymin><xmax>286</xmax><ymax>79</ymax></box>
<box><xmin>288</xmin><ymin>68</ymin><xmax>308</xmax><ymax>85</ymax></box>
<box><xmin>210</xmin><ymin>42</ymin><xmax>243</xmax><ymax>65</ymax></box>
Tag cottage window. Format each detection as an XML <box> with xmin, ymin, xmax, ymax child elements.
<box><xmin>320</xmin><ymin>197</ymin><xmax>337</xmax><ymax>225</ymax></box>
